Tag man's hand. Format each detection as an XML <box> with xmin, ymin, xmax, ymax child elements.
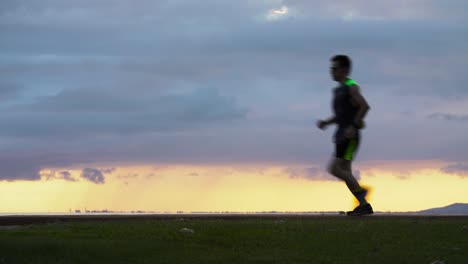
<box><xmin>354</xmin><ymin>120</ymin><xmax>365</xmax><ymax>130</ymax></box>
<box><xmin>344</xmin><ymin>125</ymin><xmax>357</xmax><ymax>139</ymax></box>
<box><xmin>317</xmin><ymin>120</ymin><xmax>328</xmax><ymax>130</ymax></box>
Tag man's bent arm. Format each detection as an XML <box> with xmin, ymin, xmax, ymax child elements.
<box><xmin>349</xmin><ymin>85</ymin><xmax>370</xmax><ymax>125</ymax></box>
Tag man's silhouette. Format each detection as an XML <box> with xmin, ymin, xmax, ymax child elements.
<box><xmin>317</xmin><ymin>55</ymin><xmax>373</xmax><ymax>216</ymax></box>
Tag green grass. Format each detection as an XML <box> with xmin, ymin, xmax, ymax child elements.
<box><xmin>0</xmin><ymin>216</ymin><xmax>466</xmax><ymax>263</ymax></box>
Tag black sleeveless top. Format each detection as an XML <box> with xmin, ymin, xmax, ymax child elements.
<box><xmin>332</xmin><ymin>79</ymin><xmax>360</xmax><ymax>142</ymax></box>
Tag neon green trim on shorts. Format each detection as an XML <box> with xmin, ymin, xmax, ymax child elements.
<box><xmin>344</xmin><ymin>139</ymin><xmax>357</xmax><ymax>161</ymax></box>
<box><xmin>345</xmin><ymin>79</ymin><xmax>358</xmax><ymax>86</ymax></box>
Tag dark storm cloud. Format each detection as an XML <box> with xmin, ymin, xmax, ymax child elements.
<box><xmin>0</xmin><ymin>87</ymin><xmax>248</xmax><ymax>137</ymax></box>
<box><xmin>1</xmin><ymin>0</ymin><xmax>466</xmax><ymax>97</ymax></box>
<box><xmin>0</xmin><ymin>0</ymin><xmax>467</xmax><ymax>181</ymax></box>
<box><xmin>1</xmin><ymin>13</ymin><xmax>465</xmax><ymax>103</ymax></box>
<box><xmin>0</xmin><ymin>82</ymin><xmax>25</xmax><ymax>101</ymax></box>
<box><xmin>0</xmin><ymin>155</ymin><xmax>41</xmax><ymax>181</ymax></box>
<box><xmin>0</xmin><ymin>151</ymin><xmax>95</xmax><ymax>181</ymax></box>
<box><xmin>283</xmin><ymin>0</ymin><xmax>468</xmax><ymax>22</ymax></box>
<box><xmin>1</xmin><ymin>0</ymin><xmax>466</xmax><ymax>59</ymax></box>
<box><xmin>81</xmin><ymin>168</ymin><xmax>105</xmax><ymax>184</ymax></box>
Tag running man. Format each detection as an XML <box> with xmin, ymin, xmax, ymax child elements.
<box><xmin>317</xmin><ymin>55</ymin><xmax>373</xmax><ymax>216</ymax></box>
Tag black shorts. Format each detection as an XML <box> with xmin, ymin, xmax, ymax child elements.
<box><xmin>334</xmin><ymin>129</ymin><xmax>360</xmax><ymax>161</ymax></box>
<box><xmin>335</xmin><ymin>138</ymin><xmax>360</xmax><ymax>161</ymax></box>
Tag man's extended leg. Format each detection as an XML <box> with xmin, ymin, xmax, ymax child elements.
<box><xmin>327</xmin><ymin>158</ymin><xmax>368</xmax><ymax>206</ymax></box>
<box><xmin>342</xmin><ymin>160</ymin><xmax>369</xmax><ymax>206</ymax></box>
<box><xmin>328</xmin><ymin>158</ymin><xmax>373</xmax><ymax>216</ymax></box>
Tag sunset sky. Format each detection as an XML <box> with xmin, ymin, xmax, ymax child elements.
<box><xmin>0</xmin><ymin>0</ymin><xmax>467</xmax><ymax>213</ymax></box>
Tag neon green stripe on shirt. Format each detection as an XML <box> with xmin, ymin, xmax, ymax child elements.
<box><xmin>345</xmin><ymin>79</ymin><xmax>358</xmax><ymax>86</ymax></box>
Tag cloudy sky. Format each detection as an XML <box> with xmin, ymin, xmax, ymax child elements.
<box><xmin>0</xmin><ymin>0</ymin><xmax>467</xmax><ymax>213</ymax></box>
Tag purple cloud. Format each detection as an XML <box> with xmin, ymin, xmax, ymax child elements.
<box><xmin>55</xmin><ymin>171</ymin><xmax>77</xmax><ymax>182</ymax></box>
<box><xmin>440</xmin><ymin>163</ymin><xmax>468</xmax><ymax>177</ymax></box>
<box><xmin>81</xmin><ymin>168</ymin><xmax>105</xmax><ymax>184</ymax></box>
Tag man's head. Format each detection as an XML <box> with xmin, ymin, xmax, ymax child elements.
<box><xmin>330</xmin><ymin>55</ymin><xmax>352</xmax><ymax>82</ymax></box>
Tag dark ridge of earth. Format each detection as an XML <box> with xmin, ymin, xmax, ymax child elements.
<box><xmin>417</xmin><ymin>203</ymin><xmax>468</xmax><ymax>214</ymax></box>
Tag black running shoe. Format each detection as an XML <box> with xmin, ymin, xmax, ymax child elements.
<box><xmin>346</xmin><ymin>203</ymin><xmax>374</xmax><ymax>216</ymax></box>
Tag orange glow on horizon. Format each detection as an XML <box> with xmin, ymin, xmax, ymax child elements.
<box><xmin>0</xmin><ymin>161</ymin><xmax>466</xmax><ymax>213</ymax></box>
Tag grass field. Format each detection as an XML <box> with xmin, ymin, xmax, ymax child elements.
<box><xmin>0</xmin><ymin>215</ymin><xmax>466</xmax><ymax>263</ymax></box>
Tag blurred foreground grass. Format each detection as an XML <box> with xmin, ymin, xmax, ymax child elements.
<box><xmin>0</xmin><ymin>216</ymin><xmax>466</xmax><ymax>264</ymax></box>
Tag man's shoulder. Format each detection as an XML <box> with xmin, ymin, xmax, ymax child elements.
<box><xmin>348</xmin><ymin>84</ymin><xmax>361</xmax><ymax>94</ymax></box>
